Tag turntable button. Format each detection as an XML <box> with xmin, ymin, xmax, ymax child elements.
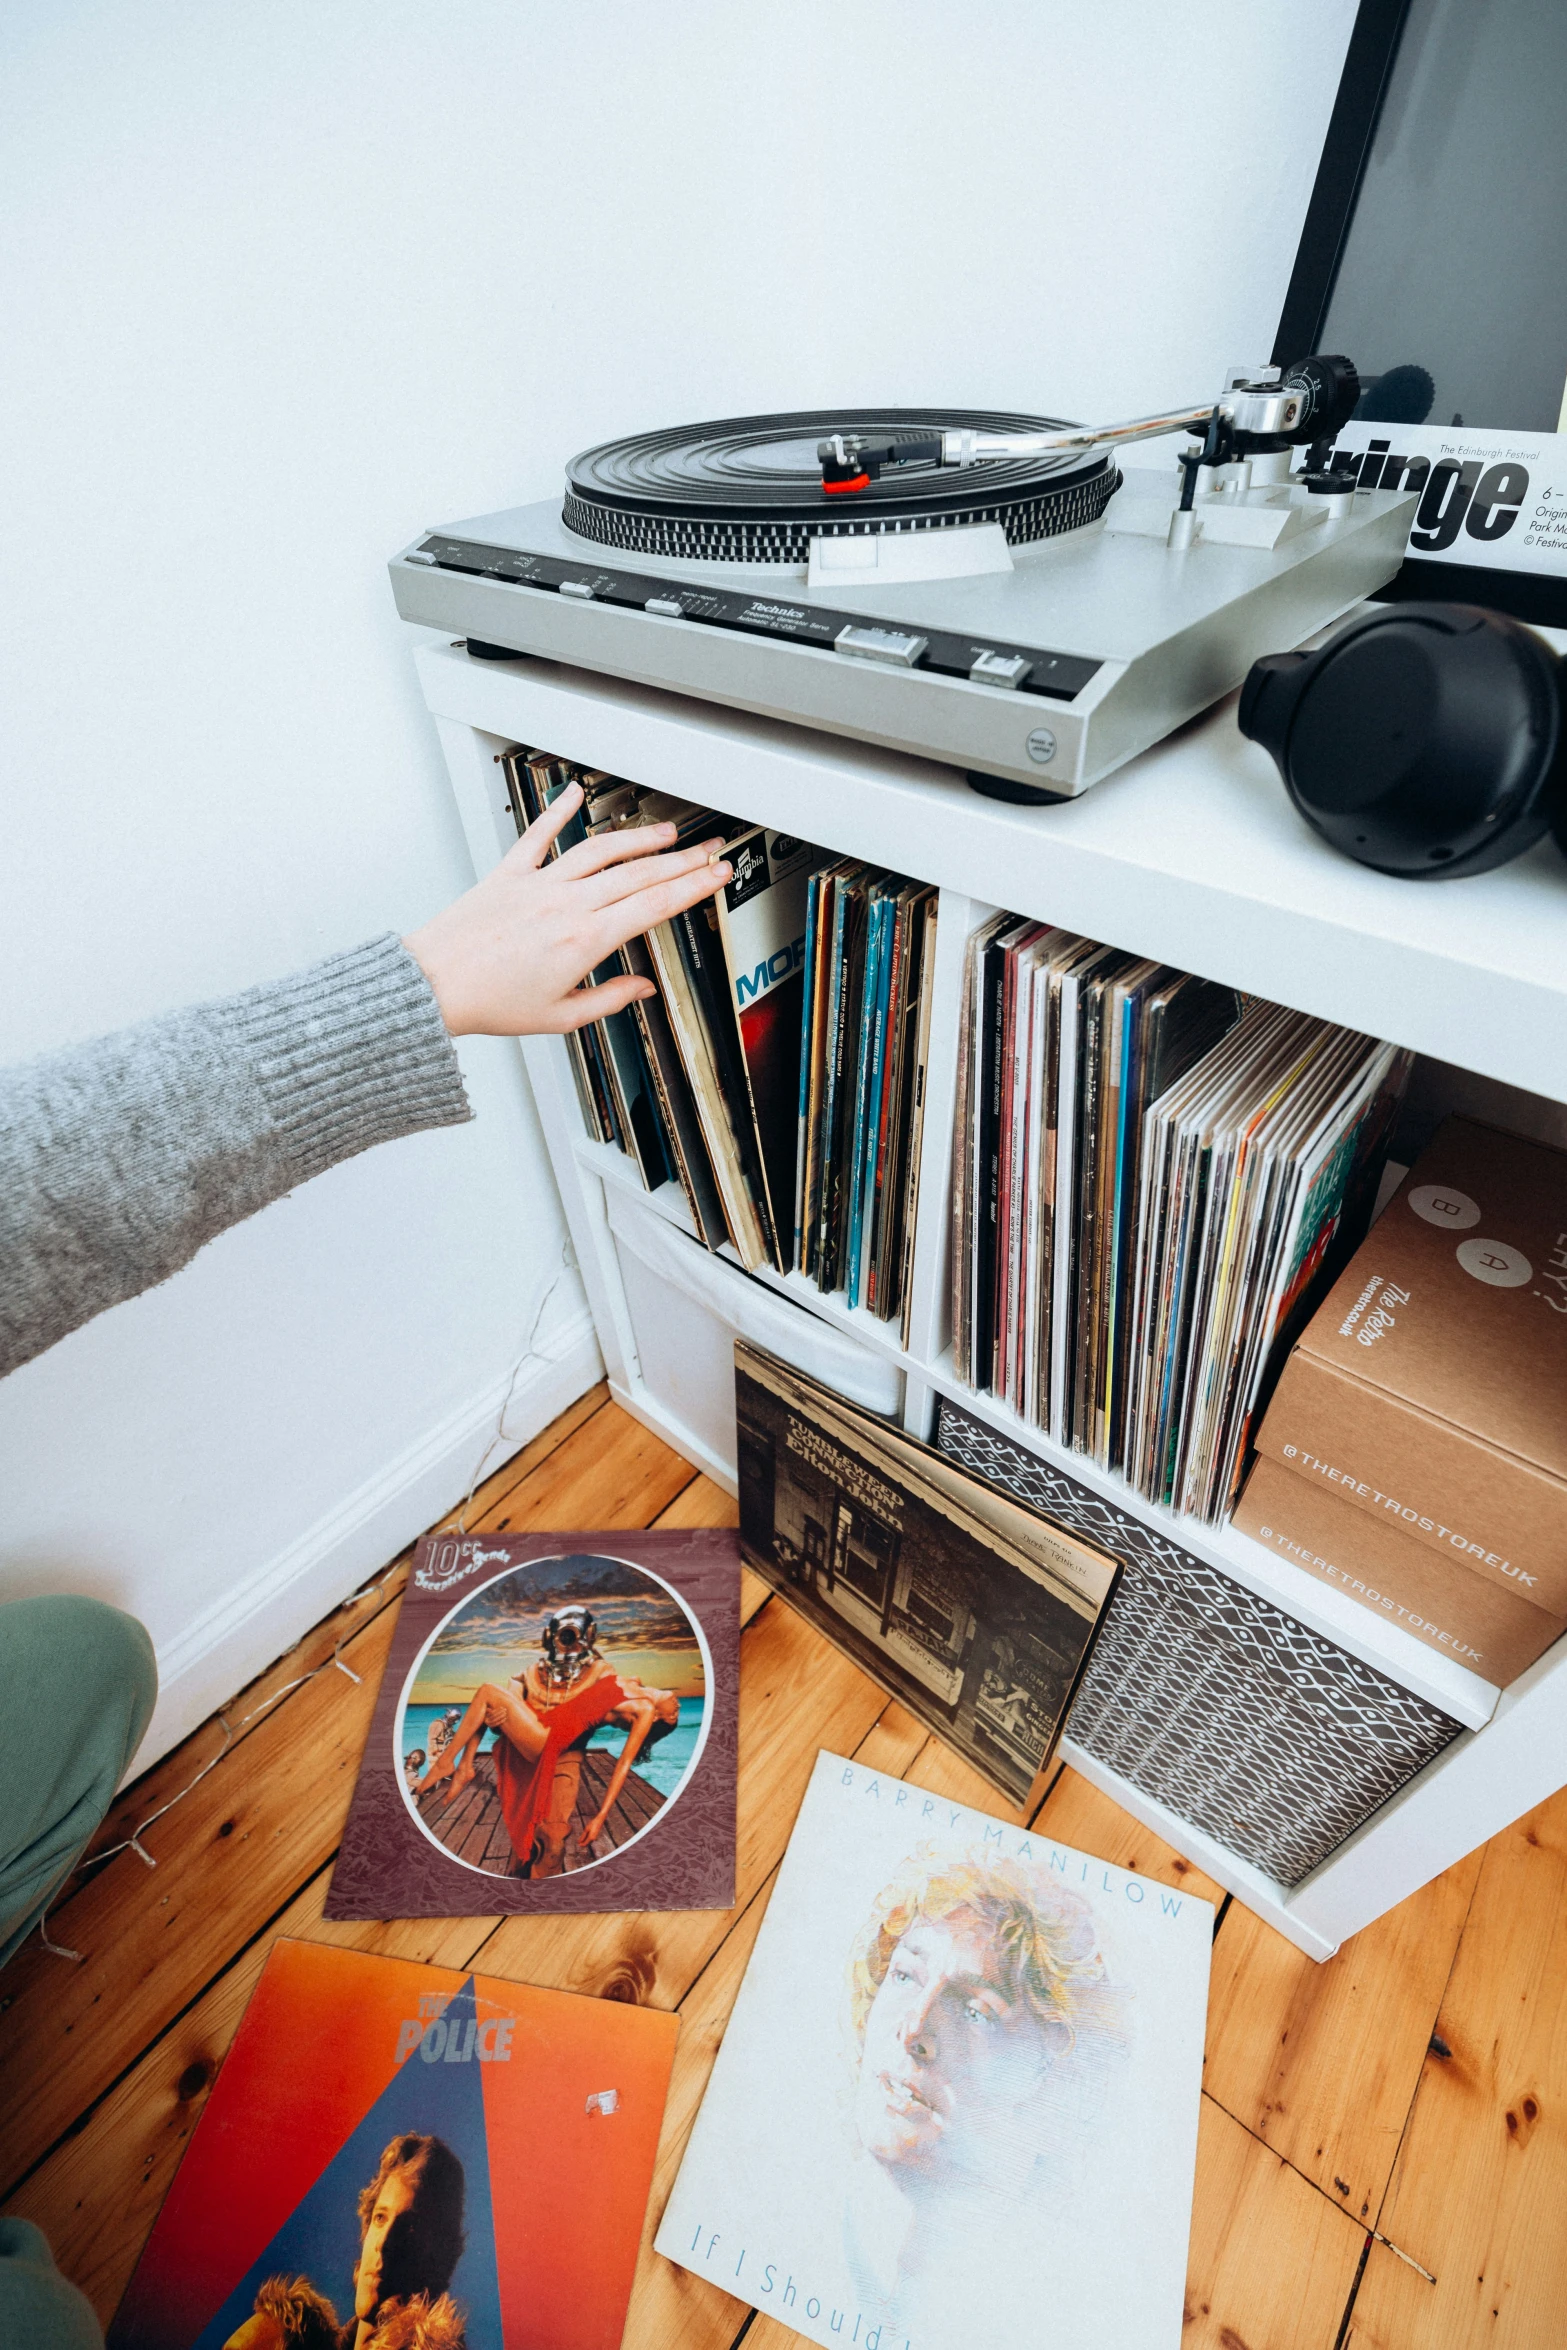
<box><xmin>644</xmin><ymin>598</ymin><xmax>685</xmax><ymax>618</ymax></box>
<box><xmin>835</xmin><ymin>624</ymin><xmax>928</xmax><ymax>668</ymax></box>
<box><xmin>969</xmin><ymin>650</ymin><xmax>1032</xmax><ymax>689</ymax></box>
<box><xmin>559</xmin><ymin>580</ymin><xmax>596</xmax><ymax>599</ymax></box>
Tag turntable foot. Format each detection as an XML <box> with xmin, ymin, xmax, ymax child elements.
<box><xmin>965</xmin><ymin>770</ymin><xmax>1073</xmax><ymax>806</ymax></box>
<box><xmin>465</xmin><ymin>638</ymin><xmax>532</xmax><ymax>662</ymax></box>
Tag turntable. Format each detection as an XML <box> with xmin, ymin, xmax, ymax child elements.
<box><xmin>389</xmin><ymin>358</ymin><xmax>1416</xmax><ymax>800</ymax></box>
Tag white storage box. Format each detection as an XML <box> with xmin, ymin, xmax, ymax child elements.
<box><xmin>605</xmin><ymin>1183</ymin><xmax>903</xmax><ymax>1479</ymax></box>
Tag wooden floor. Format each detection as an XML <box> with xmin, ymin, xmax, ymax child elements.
<box><xmin>3</xmin><ymin>1385</ymin><xmax>1563</xmax><ymax>2348</ymax></box>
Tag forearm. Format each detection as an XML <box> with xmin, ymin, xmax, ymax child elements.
<box><xmin>0</xmin><ymin>935</ymin><xmax>470</xmax><ymax>1377</ymax></box>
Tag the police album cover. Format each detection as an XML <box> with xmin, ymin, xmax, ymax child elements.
<box><xmin>110</xmin><ymin>1938</ymin><xmax>678</xmax><ymax>2350</ymax></box>
<box><xmin>657</xmin><ymin>1750</ymin><xmax>1211</xmax><ymax>2350</ymax></box>
<box><xmin>324</xmin><ymin>1528</ymin><xmax>739</xmax><ymax>1919</ymax></box>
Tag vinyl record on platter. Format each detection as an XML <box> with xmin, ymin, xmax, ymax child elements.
<box><xmin>563</xmin><ymin>407</ymin><xmax>1119</xmax><ymax>563</ymax></box>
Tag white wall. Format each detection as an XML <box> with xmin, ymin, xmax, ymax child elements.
<box><xmin>0</xmin><ymin>0</ymin><xmax>1356</xmax><ymax>1769</ymax></box>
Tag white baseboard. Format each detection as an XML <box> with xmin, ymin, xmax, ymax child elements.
<box><xmin>134</xmin><ymin>1308</ymin><xmax>604</xmax><ymax>1772</ymax></box>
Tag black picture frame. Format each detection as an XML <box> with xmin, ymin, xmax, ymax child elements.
<box><xmin>1273</xmin><ymin>0</ymin><xmax>1566</xmax><ymax>627</ymax></box>
<box><xmin>1272</xmin><ymin>0</ymin><xmax>1414</xmax><ymax>368</ymax></box>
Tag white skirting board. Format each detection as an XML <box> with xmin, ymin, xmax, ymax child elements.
<box><xmin>127</xmin><ymin>1307</ymin><xmax>603</xmax><ymax>1777</ymax></box>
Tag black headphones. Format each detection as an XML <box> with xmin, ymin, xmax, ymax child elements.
<box><xmin>1239</xmin><ymin>603</ymin><xmax>1567</xmax><ymax>878</ymax></box>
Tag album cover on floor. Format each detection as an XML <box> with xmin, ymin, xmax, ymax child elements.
<box><xmin>325</xmin><ymin>1528</ymin><xmax>739</xmax><ymax>1919</ymax></box>
<box><xmin>110</xmin><ymin>1937</ymin><xmax>677</xmax><ymax>2350</ymax></box>
<box><xmin>656</xmin><ymin>1751</ymin><xmax>1211</xmax><ymax>2350</ymax></box>
<box><xmin>735</xmin><ymin>1343</ymin><xmax>1119</xmax><ymax>1812</ymax></box>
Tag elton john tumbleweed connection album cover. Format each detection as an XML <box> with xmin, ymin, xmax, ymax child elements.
<box><xmin>656</xmin><ymin>1750</ymin><xmax>1212</xmax><ymax>2350</ymax></box>
<box><xmin>735</xmin><ymin>1344</ymin><xmax>1120</xmax><ymax>1814</ymax></box>
<box><xmin>109</xmin><ymin>1938</ymin><xmax>678</xmax><ymax>2350</ymax></box>
<box><xmin>325</xmin><ymin>1527</ymin><xmax>739</xmax><ymax>1919</ymax></box>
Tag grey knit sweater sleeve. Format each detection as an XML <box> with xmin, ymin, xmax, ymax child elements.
<box><xmin>0</xmin><ymin>935</ymin><xmax>472</xmax><ymax>1379</ymax></box>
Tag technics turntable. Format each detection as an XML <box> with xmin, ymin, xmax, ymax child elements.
<box><xmin>390</xmin><ymin>356</ymin><xmax>1417</xmax><ymax>801</ymax></box>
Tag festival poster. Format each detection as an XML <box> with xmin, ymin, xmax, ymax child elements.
<box><xmin>656</xmin><ymin>1751</ymin><xmax>1212</xmax><ymax>2350</ymax></box>
<box><xmin>110</xmin><ymin>1938</ymin><xmax>677</xmax><ymax>2350</ymax></box>
<box><xmin>325</xmin><ymin>1529</ymin><xmax>738</xmax><ymax>1919</ymax></box>
<box><xmin>1325</xmin><ymin>421</ymin><xmax>1567</xmax><ymax>578</ymax></box>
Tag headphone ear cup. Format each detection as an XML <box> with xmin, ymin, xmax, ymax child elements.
<box><xmin>1239</xmin><ymin>604</ymin><xmax>1566</xmax><ymax>878</ymax></box>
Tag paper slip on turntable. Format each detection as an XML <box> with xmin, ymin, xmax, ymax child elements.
<box><xmin>391</xmin><ymin>356</ymin><xmax>1416</xmax><ymax>801</ymax></box>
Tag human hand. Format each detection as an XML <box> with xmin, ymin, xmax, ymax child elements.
<box><xmin>579</xmin><ymin>1811</ymin><xmax>609</xmax><ymax>1848</ymax></box>
<box><xmin>404</xmin><ymin>782</ymin><xmax>733</xmax><ymax>1037</ymax></box>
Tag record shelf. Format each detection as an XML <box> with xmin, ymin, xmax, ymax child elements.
<box><xmin>414</xmin><ymin>631</ymin><xmax>1567</xmax><ymax>1961</ymax></box>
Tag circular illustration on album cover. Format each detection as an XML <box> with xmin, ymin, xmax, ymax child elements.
<box><xmin>396</xmin><ymin>1552</ymin><xmax>710</xmax><ymax>1880</ymax></box>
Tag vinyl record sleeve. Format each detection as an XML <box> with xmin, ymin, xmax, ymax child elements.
<box><xmin>712</xmin><ymin>823</ymin><xmax>830</xmax><ymax>1271</ymax></box>
<box><xmin>677</xmin><ymin>891</ymin><xmax>779</xmax><ymax>1262</ymax></box>
<box><xmin>734</xmin><ymin>1345</ymin><xmax>1118</xmax><ymax>1810</ymax></box>
<box><xmin>826</xmin><ymin>873</ymin><xmax>872</xmax><ymax>1290</ymax></box>
<box><xmin>795</xmin><ymin>865</ymin><xmax>827</xmax><ymax>1273</ymax></box>
<box><xmin>620</xmin><ymin>925</ymin><xmax>729</xmax><ymax>1248</ymax></box>
<box><xmin>894</xmin><ymin>893</ymin><xmax>940</xmax><ymax>1349</ymax></box>
<box><xmin>656</xmin><ymin>1750</ymin><xmax>1211</xmax><ymax>2350</ymax></box>
<box><xmin>846</xmin><ymin>883</ymin><xmax>896</xmax><ymax>1306</ymax></box>
<box><xmin>110</xmin><ymin>1938</ymin><xmax>677</xmax><ymax>2350</ymax></box>
<box><xmin>869</xmin><ymin>883</ymin><xmax>921</xmax><ymax>1319</ymax></box>
<box><xmin>864</xmin><ymin>886</ymin><xmax>910</xmax><ymax>1315</ymax></box>
<box><xmin>647</xmin><ymin>911</ymin><xmax>767</xmax><ymax>1266</ymax></box>
<box><xmin>326</xmin><ymin>1529</ymin><xmax>738</xmax><ymax>1919</ymax></box>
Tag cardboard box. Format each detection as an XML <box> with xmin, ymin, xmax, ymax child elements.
<box><xmin>1234</xmin><ymin>1456</ymin><xmax>1565</xmax><ymax>1687</ymax></box>
<box><xmin>1255</xmin><ymin>1118</ymin><xmax>1567</xmax><ymax>1612</ymax></box>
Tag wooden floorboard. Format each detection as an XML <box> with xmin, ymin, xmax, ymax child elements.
<box><xmin>1203</xmin><ymin>1843</ymin><xmax>1485</xmax><ymax>2221</ymax></box>
<box><xmin>1184</xmin><ymin>2094</ymin><xmax>1369</xmax><ymax>2349</ymax></box>
<box><xmin>1345</xmin><ymin>1786</ymin><xmax>1567</xmax><ymax>2350</ymax></box>
<box><xmin>476</xmin><ymin>1402</ymin><xmax>698</xmax><ymax>1534</ymax></box>
<box><xmin>1035</xmin><ymin>1762</ymin><xmax>1227</xmax><ymax>1908</ymax></box>
<box><xmin>2</xmin><ymin>1383</ymin><xmax>1561</xmax><ymax>2350</ymax></box>
<box><xmin>650</xmin><ymin>1473</ymin><xmax>740</xmax><ymax>1530</ymax></box>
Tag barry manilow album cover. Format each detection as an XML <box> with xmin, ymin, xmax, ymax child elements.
<box><xmin>735</xmin><ymin>1344</ymin><xmax>1119</xmax><ymax>1811</ymax></box>
<box><xmin>326</xmin><ymin>1528</ymin><xmax>738</xmax><ymax>1919</ymax></box>
<box><xmin>110</xmin><ymin>1939</ymin><xmax>677</xmax><ymax>2350</ymax></box>
<box><xmin>657</xmin><ymin>1751</ymin><xmax>1211</xmax><ymax>2350</ymax></box>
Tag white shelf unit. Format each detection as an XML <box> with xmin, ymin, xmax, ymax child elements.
<box><xmin>415</xmin><ymin>634</ymin><xmax>1567</xmax><ymax>1962</ymax></box>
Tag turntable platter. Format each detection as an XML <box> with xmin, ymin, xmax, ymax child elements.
<box><xmin>564</xmin><ymin>408</ymin><xmax>1118</xmax><ymax>563</ymax></box>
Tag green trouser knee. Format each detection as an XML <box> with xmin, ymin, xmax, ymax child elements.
<box><xmin>0</xmin><ymin>1593</ymin><xmax>157</xmax><ymax>1964</ymax></box>
<box><xmin>0</xmin><ymin>2221</ymin><xmax>104</xmax><ymax>2350</ymax></box>
<box><xmin>0</xmin><ymin>1592</ymin><xmax>158</xmax><ymax>2350</ymax></box>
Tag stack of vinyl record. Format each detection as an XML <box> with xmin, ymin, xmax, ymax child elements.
<box><xmin>952</xmin><ymin>916</ymin><xmax>1411</xmax><ymax>1524</ymax></box>
<box><xmin>501</xmin><ymin>750</ymin><xmax>936</xmax><ymax>1332</ymax></box>
<box><xmin>794</xmin><ymin>860</ymin><xmax>937</xmax><ymax>1333</ymax></box>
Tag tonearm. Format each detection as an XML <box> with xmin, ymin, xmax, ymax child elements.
<box><xmin>817</xmin><ymin>354</ymin><xmax>1361</xmax><ymax>494</ymax></box>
